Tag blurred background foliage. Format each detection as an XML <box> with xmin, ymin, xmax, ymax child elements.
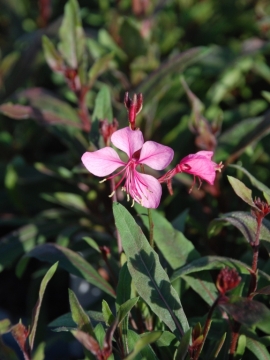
<box><xmin>1</xmin><ymin>0</ymin><xmax>270</xmax><ymax>358</ymax></box>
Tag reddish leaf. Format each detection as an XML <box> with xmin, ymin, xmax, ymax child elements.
<box><xmin>254</xmin><ymin>285</ymin><xmax>270</xmax><ymax>296</ymax></box>
<box><xmin>219</xmin><ymin>296</ymin><xmax>270</xmax><ymax>327</ymax></box>
<box><xmin>0</xmin><ymin>103</ymin><xmax>83</xmax><ymax>128</ymax></box>
<box><xmin>10</xmin><ymin>323</ymin><xmax>30</xmax><ymax>360</ymax></box>
<box><xmin>71</xmin><ymin>330</ymin><xmax>103</xmax><ymax>360</ymax></box>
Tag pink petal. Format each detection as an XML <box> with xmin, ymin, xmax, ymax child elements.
<box><xmin>139</xmin><ymin>141</ymin><xmax>174</xmax><ymax>170</ymax></box>
<box><xmin>179</xmin><ymin>154</ymin><xmax>216</xmax><ymax>184</ymax></box>
<box><xmin>111</xmin><ymin>127</ymin><xmax>144</xmax><ymax>158</ymax></box>
<box><xmin>195</xmin><ymin>151</ymin><xmax>213</xmax><ymax>160</ymax></box>
<box><xmin>81</xmin><ymin>147</ymin><xmax>125</xmax><ymax>177</ymax></box>
<box><xmin>130</xmin><ymin>171</ymin><xmax>162</xmax><ymax>208</ymax></box>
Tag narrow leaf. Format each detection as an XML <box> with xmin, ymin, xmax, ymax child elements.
<box><xmin>29</xmin><ymin>262</ymin><xmax>58</xmax><ymax>350</ymax></box>
<box><xmin>125</xmin><ymin>331</ymin><xmax>162</xmax><ymax>360</ymax></box>
<box><xmin>113</xmin><ymin>203</ymin><xmax>189</xmax><ymax>339</ymax></box>
<box><xmin>102</xmin><ymin>300</ymin><xmax>114</xmax><ymax>326</ymax></box>
<box><xmin>208</xmin><ymin>333</ymin><xmax>226</xmax><ymax>360</ymax></box>
<box><xmin>235</xmin><ymin>334</ymin><xmax>246</xmax><ymax>360</ymax></box>
<box><xmin>42</xmin><ymin>35</ymin><xmax>64</xmax><ymax>72</ymax></box>
<box><xmin>92</xmin><ymin>85</ymin><xmax>113</xmax><ymax>122</ymax></box>
<box><xmin>10</xmin><ymin>323</ymin><xmax>30</xmax><ymax>360</ymax></box>
<box><xmin>117</xmin><ymin>297</ymin><xmax>139</xmax><ymax>326</ymax></box>
<box><xmin>208</xmin><ymin>211</ymin><xmax>270</xmax><ymax>250</ymax></box>
<box><xmin>58</xmin><ymin>0</ymin><xmax>85</xmax><ymax>68</ymax></box>
<box><xmin>21</xmin><ymin>243</ymin><xmax>115</xmax><ymax>297</ymax></box>
<box><xmin>69</xmin><ymin>289</ymin><xmax>95</xmax><ymax>337</ymax></box>
<box><xmin>229</xmin><ymin>164</ymin><xmax>270</xmax><ymax>197</ymax></box>
<box><xmin>219</xmin><ymin>296</ymin><xmax>270</xmax><ymax>327</ymax></box>
<box><xmin>246</xmin><ymin>337</ymin><xmax>270</xmax><ymax>360</ymax></box>
<box><xmin>0</xmin><ymin>337</ymin><xmax>18</xmax><ymax>360</ymax></box>
<box><xmin>253</xmin><ymin>285</ymin><xmax>270</xmax><ymax>296</ymax></box>
<box><xmin>227</xmin><ymin>176</ymin><xmax>255</xmax><ymax>208</ymax></box>
<box><xmin>174</xmin><ymin>328</ymin><xmax>191</xmax><ymax>360</ymax></box>
<box><xmin>0</xmin><ymin>103</ymin><xmax>82</xmax><ymax>128</ymax></box>
<box><xmin>71</xmin><ymin>330</ymin><xmax>102</xmax><ymax>358</ymax></box>
<box><xmin>88</xmin><ymin>52</ymin><xmax>114</xmax><ymax>88</ymax></box>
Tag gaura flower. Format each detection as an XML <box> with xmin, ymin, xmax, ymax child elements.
<box><xmin>81</xmin><ymin>127</ymin><xmax>174</xmax><ymax>208</ymax></box>
<box><xmin>159</xmin><ymin>150</ymin><xmax>223</xmax><ymax>194</ymax></box>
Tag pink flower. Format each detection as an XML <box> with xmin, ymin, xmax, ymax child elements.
<box><xmin>159</xmin><ymin>150</ymin><xmax>223</xmax><ymax>194</ymax></box>
<box><xmin>81</xmin><ymin>127</ymin><xmax>174</xmax><ymax>208</ymax></box>
<box><xmin>177</xmin><ymin>151</ymin><xmax>222</xmax><ymax>185</ymax></box>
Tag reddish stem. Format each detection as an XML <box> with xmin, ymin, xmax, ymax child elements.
<box><xmin>193</xmin><ymin>296</ymin><xmax>220</xmax><ymax>360</ymax></box>
<box><xmin>229</xmin><ymin>214</ymin><xmax>263</xmax><ymax>357</ymax></box>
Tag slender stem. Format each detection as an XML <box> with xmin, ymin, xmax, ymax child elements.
<box><xmin>110</xmin><ymin>178</ymin><xmax>122</xmax><ymax>254</ymax></box>
<box><xmin>229</xmin><ymin>215</ymin><xmax>263</xmax><ymax>357</ymax></box>
<box><xmin>193</xmin><ymin>296</ymin><xmax>220</xmax><ymax>360</ymax></box>
<box><xmin>251</xmin><ymin>215</ymin><xmax>263</xmax><ymax>275</ymax></box>
<box><xmin>147</xmin><ymin>208</ymin><xmax>154</xmax><ymax>248</ymax></box>
<box><xmin>78</xmin><ymin>87</ymin><xmax>91</xmax><ymax>132</ymax></box>
<box><xmin>229</xmin><ymin>322</ymin><xmax>241</xmax><ymax>359</ymax></box>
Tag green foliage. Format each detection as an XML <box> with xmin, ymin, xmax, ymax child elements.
<box><xmin>1</xmin><ymin>0</ymin><xmax>270</xmax><ymax>358</ymax></box>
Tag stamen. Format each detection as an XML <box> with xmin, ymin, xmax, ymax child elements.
<box><xmin>131</xmin><ymin>199</ymin><xmax>135</xmax><ymax>207</ymax></box>
<box><xmin>127</xmin><ymin>194</ymin><xmax>130</xmax><ymax>202</ymax></box>
<box><xmin>216</xmin><ymin>162</ymin><xmax>224</xmax><ymax>172</ymax></box>
<box><xmin>108</xmin><ymin>191</ymin><xmax>115</xmax><ymax>198</ymax></box>
<box><xmin>99</xmin><ymin>178</ymin><xmax>107</xmax><ymax>183</ymax></box>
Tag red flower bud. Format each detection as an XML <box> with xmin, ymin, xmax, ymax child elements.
<box><xmin>124</xmin><ymin>92</ymin><xmax>143</xmax><ymax>130</ymax></box>
<box><xmin>216</xmin><ymin>268</ymin><xmax>241</xmax><ymax>295</ymax></box>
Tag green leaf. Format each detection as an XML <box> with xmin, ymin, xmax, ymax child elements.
<box><xmin>171</xmin><ymin>256</ymin><xmax>252</xmax><ymax>282</ymax></box>
<box><xmin>20</xmin><ymin>243</ymin><xmax>115</xmax><ymax>297</ymax></box>
<box><xmin>155</xmin><ymin>331</ymin><xmax>178</xmax><ymax>359</ymax></box>
<box><xmin>0</xmin><ymin>337</ymin><xmax>19</xmax><ymax>360</ymax></box>
<box><xmin>0</xmin><ymin>223</ymin><xmax>53</xmax><ymax>273</ymax></box>
<box><xmin>174</xmin><ymin>328</ymin><xmax>191</xmax><ymax>360</ymax></box>
<box><xmin>208</xmin><ymin>333</ymin><xmax>226</xmax><ymax>360</ymax></box>
<box><xmin>83</xmin><ymin>237</ymin><xmax>101</xmax><ymax>253</ymax></box>
<box><xmin>48</xmin><ymin>310</ymin><xmax>104</xmax><ymax>330</ymax></box>
<box><xmin>58</xmin><ymin>0</ymin><xmax>85</xmax><ymax>68</ymax></box>
<box><xmin>125</xmin><ymin>331</ymin><xmax>162</xmax><ymax>360</ymax></box>
<box><xmin>136</xmin><ymin>47</ymin><xmax>210</xmax><ymax>102</ymax></box>
<box><xmin>216</xmin><ymin>114</ymin><xmax>270</xmax><ymax>163</ymax></box>
<box><xmin>136</xmin><ymin>205</ymin><xmax>199</xmax><ymax>270</ymax></box>
<box><xmin>119</xmin><ymin>18</ymin><xmax>146</xmax><ymax>60</ymax></box>
<box><xmin>235</xmin><ymin>334</ymin><xmax>246</xmax><ymax>360</ymax></box>
<box><xmin>181</xmin><ymin>272</ymin><xmax>218</xmax><ymax>306</ymax></box>
<box><xmin>113</xmin><ymin>203</ymin><xmax>189</xmax><ymax>339</ymax></box>
<box><xmin>208</xmin><ymin>211</ymin><xmax>270</xmax><ymax>250</ymax></box>
<box><xmin>116</xmin><ymin>263</ymin><xmax>132</xmax><ymax>356</ymax></box>
<box><xmin>227</xmin><ymin>176</ymin><xmax>255</xmax><ymax>208</ymax></box>
<box><xmin>32</xmin><ymin>342</ymin><xmax>45</xmax><ymax>360</ymax></box>
<box><xmin>92</xmin><ymin>85</ymin><xmax>113</xmax><ymax>122</ymax></box>
<box><xmin>171</xmin><ymin>254</ymin><xmax>270</xmax><ymax>284</ymax></box>
<box><xmin>42</xmin><ymin>35</ymin><xmax>64</xmax><ymax>72</ymax></box>
<box><xmin>246</xmin><ymin>337</ymin><xmax>270</xmax><ymax>360</ymax></box>
<box><xmin>29</xmin><ymin>262</ymin><xmax>58</xmax><ymax>350</ymax></box>
<box><xmin>102</xmin><ymin>300</ymin><xmax>114</xmax><ymax>326</ymax></box>
<box><xmin>88</xmin><ymin>52</ymin><xmax>114</xmax><ymax>88</ymax></box>
<box><xmin>117</xmin><ymin>297</ymin><xmax>139</xmax><ymax>326</ymax></box>
<box><xmin>41</xmin><ymin>192</ymin><xmax>89</xmax><ymax>214</ymax></box>
<box><xmin>69</xmin><ymin>289</ymin><xmax>95</xmax><ymax>337</ymax></box>
<box><xmin>116</xmin><ymin>263</ymin><xmax>132</xmax><ymax>308</ymax></box>
<box><xmin>229</xmin><ymin>164</ymin><xmax>270</xmax><ymax>198</ymax></box>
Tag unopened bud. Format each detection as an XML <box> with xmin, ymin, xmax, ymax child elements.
<box><xmin>252</xmin><ymin>197</ymin><xmax>270</xmax><ymax>219</ymax></box>
<box><xmin>124</xmin><ymin>92</ymin><xmax>143</xmax><ymax>130</ymax></box>
<box><xmin>99</xmin><ymin>118</ymin><xmax>119</xmax><ymax>146</ymax></box>
<box><xmin>216</xmin><ymin>268</ymin><xmax>241</xmax><ymax>295</ymax></box>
